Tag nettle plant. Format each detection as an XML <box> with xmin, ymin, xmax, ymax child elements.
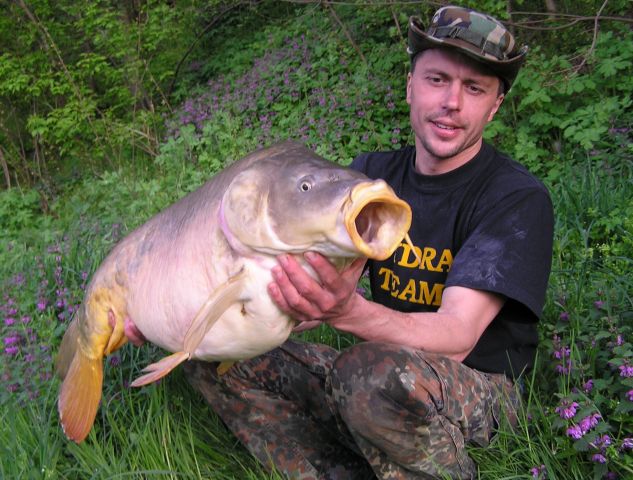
<box><xmin>544</xmin><ymin>301</ymin><xmax>633</xmax><ymax>477</ymax></box>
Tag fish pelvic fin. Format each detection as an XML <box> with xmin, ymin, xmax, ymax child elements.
<box><xmin>217</xmin><ymin>361</ymin><xmax>235</xmax><ymax>375</ymax></box>
<box><xmin>55</xmin><ymin>316</ymin><xmax>80</xmax><ymax>380</ymax></box>
<box><xmin>130</xmin><ymin>351</ymin><xmax>190</xmax><ymax>387</ymax></box>
<box><xmin>183</xmin><ymin>269</ymin><xmax>247</xmax><ymax>354</ymax></box>
<box><xmin>58</xmin><ymin>349</ymin><xmax>103</xmax><ymax>443</ymax></box>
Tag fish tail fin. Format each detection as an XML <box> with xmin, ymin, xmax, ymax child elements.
<box><xmin>130</xmin><ymin>351</ymin><xmax>190</xmax><ymax>387</ymax></box>
<box><xmin>58</xmin><ymin>350</ymin><xmax>103</xmax><ymax>443</ymax></box>
<box><xmin>55</xmin><ymin>315</ymin><xmax>81</xmax><ymax>379</ymax></box>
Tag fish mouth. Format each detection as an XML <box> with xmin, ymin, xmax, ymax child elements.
<box><xmin>345</xmin><ymin>182</ymin><xmax>412</xmax><ymax>260</ymax></box>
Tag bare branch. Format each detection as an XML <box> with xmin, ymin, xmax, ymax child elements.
<box><xmin>323</xmin><ymin>0</ymin><xmax>366</xmax><ymax>63</ymax></box>
<box><xmin>573</xmin><ymin>0</ymin><xmax>609</xmax><ymax>73</ymax></box>
<box><xmin>167</xmin><ymin>1</ymin><xmax>254</xmax><ymax>97</ymax></box>
<box><xmin>0</xmin><ymin>147</ymin><xmax>11</xmax><ymax>190</ymax></box>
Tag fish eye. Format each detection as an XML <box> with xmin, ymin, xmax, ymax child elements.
<box><xmin>298</xmin><ymin>176</ymin><xmax>314</xmax><ymax>192</ymax></box>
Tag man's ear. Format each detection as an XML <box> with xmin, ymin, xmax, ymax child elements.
<box><xmin>487</xmin><ymin>93</ymin><xmax>505</xmax><ymax>122</ymax></box>
<box><xmin>406</xmin><ymin>72</ymin><xmax>413</xmax><ymax>105</ymax></box>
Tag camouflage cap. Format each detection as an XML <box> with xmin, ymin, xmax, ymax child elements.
<box><xmin>408</xmin><ymin>6</ymin><xmax>528</xmax><ymax>92</ymax></box>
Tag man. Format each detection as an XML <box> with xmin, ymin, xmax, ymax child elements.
<box><xmin>185</xmin><ymin>6</ymin><xmax>554</xmax><ymax>479</ymax></box>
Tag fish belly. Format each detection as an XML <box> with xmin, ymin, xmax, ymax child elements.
<box><xmin>192</xmin><ymin>297</ymin><xmax>294</xmax><ymax>361</ymax></box>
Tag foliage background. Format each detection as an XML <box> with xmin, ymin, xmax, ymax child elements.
<box><xmin>1</xmin><ymin>0</ymin><xmax>632</xmax><ymax>478</ymax></box>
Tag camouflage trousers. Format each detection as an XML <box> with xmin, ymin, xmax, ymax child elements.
<box><xmin>184</xmin><ymin>339</ymin><xmax>521</xmax><ymax>480</ymax></box>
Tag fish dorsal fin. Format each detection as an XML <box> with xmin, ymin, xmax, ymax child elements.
<box><xmin>183</xmin><ymin>268</ymin><xmax>247</xmax><ymax>354</ymax></box>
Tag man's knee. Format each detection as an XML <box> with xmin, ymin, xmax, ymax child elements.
<box><xmin>329</xmin><ymin>343</ymin><xmax>441</xmax><ymax>428</ymax></box>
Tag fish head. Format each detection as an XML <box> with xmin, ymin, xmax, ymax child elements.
<box><xmin>221</xmin><ymin>141</ymin><xmax>412</xmax><ymax>260</ymax></box>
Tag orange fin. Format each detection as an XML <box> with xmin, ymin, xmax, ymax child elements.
<box><xmin>183</xmin><ymin>269</ymin><xmax>246</xmax><ymax>353</ymax></box>
<box><xmin>55</xmin><ymin>316</ymin><xmax>80</xmax><ymax>379</ymax></box>
<box><xmin>58</xmin><ymin>350</ymin><xmax>103</xmax><ymax>443</ymax></box>
<box><xmin>216</xmin><ymin>361</ymin><xmax>235</xmax><ymax>375</ymax></box>
<box><xmin>130</xmin><ymin>351</ymin><xmax>190</xmax><ymax>387</ymax></box>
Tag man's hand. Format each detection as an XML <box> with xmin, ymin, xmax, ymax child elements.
<box><xmin>267</xmin><ymin>252</ymin><xmax>366</xmax><ymax>328</ymax></box>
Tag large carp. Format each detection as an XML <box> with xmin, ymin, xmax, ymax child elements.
<box><xmin>55</xmin><ymin>140</ymin><xmax>413</xmax><ymax>443</ymax></box>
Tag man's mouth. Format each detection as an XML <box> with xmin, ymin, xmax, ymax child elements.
<box><xmin>432</xmin><ymin>121</ymin><xmax>458</xmax><ymax>131</ymax></box>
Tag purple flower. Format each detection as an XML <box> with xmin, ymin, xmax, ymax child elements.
<box><xmin>5</xmin><ymin>346</ymin><xmax>19</xmax><ymax>355</ymax></box>
<box><xmin>3</xmin><ymin>335</ymin><xmax>20</xmax><ymax>346</ymax></box>
<box><xmin>591</xmin><ymin>434</ymin><xmax>611</xmax><ymax>449</ymax></box>
<box><xmin>37</xmin><ymin>299</ymin><xmax>47</xmax><ymax>311</ymax></box>
<box><xmin>108</xmin><ymin>355</ymin><xmax>121</xmax><ymax>367</ymax></box>
<box><xmin>4</xmin><ymin>317</ymin><xmax>15</xmax><ymax>326</ymax></box>
<box><xmin>621</xmin><ymin>438</ymin><xmax>633</xmax><ymax>450</ymax></box>
<box><xmin>591</xmin><ymin>453</ymin><xmax>607</xmax><ymax>463</ymax></box>
<box><xmin>555</xmin><ymin>400</ymin><xmax>579</xmax><ymax>419</ymax></box>
<box><xmin>559</xmin><ymin>311</ymin><xmax>570</xmax><ymax>321</ymax></box>
<box><xmin>619</xmin><ymin>364</ymin><xmax>633</xmax><ymax>377</ymax></box>
<box><xmin>566</xmin><ymin>425</ymin><xmax>584</xmax><ymax>439</ymax></box>
<box><xmin>627</xmin><ymin>389</ymin><xmax>633</xmax><ymax>401</ymax></box>
<box><xmin>583</xmin><ymin>379</ymin><xmax>594</xmax><ymax>393</ymax></box>
<box><xmin>594</xmin><ymin>300</ymin><xmax>605</xmax><ymax>310</ymax></box>
<box><xmin>529</xmin><ymin>464</ymin><xmax>546</xmax><ymax>478</ymax></box>
<box><xmin>579</xmin><ymin>413</ymin><xmax>601</xmax><ymax>434</ymax></box>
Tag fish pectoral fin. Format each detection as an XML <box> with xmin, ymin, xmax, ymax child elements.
<box><xmin>183</xmin><ymin>269</ymin><xmax>247</xmax><ymax>353</ymax></box>
<box><xmin>216</xmin><ymin>361</ymin><xmax>236</xmax><ymax>375</ymax></box>
<box><xmin>58</xmin><ymin>350</ymin><xmax>103</xmax><ymax>443</ymax></box>
<box><xmin>130</xmin><ymin>351</ymin><xmax>190</xmax><ymax>387</ymax></box>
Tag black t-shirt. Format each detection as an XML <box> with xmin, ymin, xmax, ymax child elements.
<box><xmin>351</xmin><ymin>142</ymin><xmax>554</xmax><ymax>378</ymax></box>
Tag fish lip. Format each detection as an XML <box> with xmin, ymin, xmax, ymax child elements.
<box><xmin>344</xmin><ymin>182</ymin><xmax>412</xmax><ymax>260</ymax></box>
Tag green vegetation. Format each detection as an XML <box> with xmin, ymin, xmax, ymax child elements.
<box><xmin>1</xmin><ymin>1</ymin><xmax>632</xmax><ymax>478</ymax></box>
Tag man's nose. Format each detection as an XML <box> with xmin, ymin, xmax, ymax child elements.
<box><xmin>442</xmin><ymin>82</ymin><xmax>463</xmax><ymax>111</ymax></box>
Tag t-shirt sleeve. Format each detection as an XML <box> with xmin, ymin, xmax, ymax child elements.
<box><xmin>445</xmin><ymin>187</ymin><xmax>554</xmax><ymax>318</ymax></box>
<box><xmin>350</xmin><ymin>153</ymin><xmax>369</xmax><ymax>174</ymax></box>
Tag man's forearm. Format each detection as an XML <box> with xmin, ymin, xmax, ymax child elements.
<box><xmin>327</xmin><ymin>286</ymin><xmax>504</xmax><ymax>362</ymax></box>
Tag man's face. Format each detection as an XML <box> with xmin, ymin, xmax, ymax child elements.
<box><xmin>407</xmin><ymin>48</ymin><xmax>504</xmax><ymax>172</ymax></box>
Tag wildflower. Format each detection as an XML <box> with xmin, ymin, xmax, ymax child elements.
<box><xmin>579</xmin><ymin>413</ymin><xmax>601</xmax><ymax>434</ymax></box>
<box><xmin>591</xmin><ymin>453</ymin><xmax>606</xmax><ymax>463</ymax></box>
<box><xmin>5</xmin><ymin>346</ymin><xmax>19</xmax><ymax>355</ymax></box>
<box><xmin>37</xmin><ymin>299</ymin><xmax>47</xmax><ymax>311</ymax></box>
<box><xmin>591</xmin><ymin>434</ymin><xmax>611</xmax><ymax>449</ymax></box>
<box><xmin>627</xmin><ymin>389</ymin><xmax>633</xmax><ymax>401</ymax></box>
<box><xmin>621</xmin><ymin>438</ymin><xmax>633</xmax><ymax>450</ymax></box>
<box><xmin>529</xmin><ymin>464</ymin><xmax>546</xmax><ymax>478</ymax></box>
<box><xmin>566</xmin><ymin>425</ymin><xmax>584</xmax><ymax>439</ymax></box>
<box><xmin>555</xmin><ymin>400</ymin><xmax>579</xmax><ymax>419</ymax></box>
<box><xmin>593</xmin><ymin>300</ymin><xmax>604</xmax><ymax>310</ymax></box>
<box><xmin>619</xmin><ymin>364</ymin><xmax>633</xmax><ymax>377</ymax></box>
<box><xmin>109</xmin><ymin>355</ymin><xmax>121</xmax><ymax>367</ymax></box>
<box><xmin>583</xmin><ymin>379</ymin><xmax>594</xmax><ymax>393</ymax></box>
<box><xmin>3</xmin><ymin>335</ymin><xmax>20</xmax><ymax>346</ymax></box>
<box><xmin>553</xmin><ymin>345</ymin><xmax>570</xmax><ymax>360</ymax></box>
<box><xmin>4</xmin><ymin>317</ymin><xmax>15</xmax><ymax>326</ymax></box>
<box><xmin>559</xmin><ymin>311</ymin><xmax>569</xmax><ymax>321</ymax></box>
